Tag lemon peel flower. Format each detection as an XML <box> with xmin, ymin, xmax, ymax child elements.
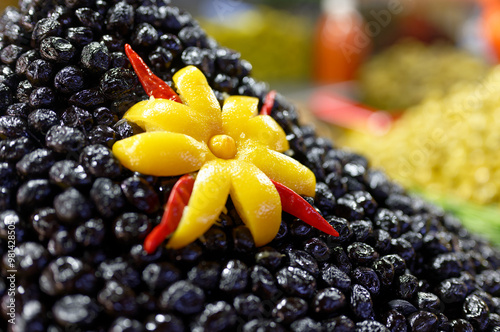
<box><xmin>113</xmin><ymin>65</ymin><xmax>316</xmax><ymax>249</ymax></box>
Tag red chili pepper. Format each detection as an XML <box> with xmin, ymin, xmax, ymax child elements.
<box><xmin>124</xmin><ymin>44</ymin><xmax>183</xmax><ymax>103</ymax></box>
<box><xmin>272</xmin><ymin>179</ymin><xmax>339</xmax><ymax>237</ymax></box>
<box><xmin>144</xmin><ymin>174</ymin><xmax>195</xmax><ymax>253</ymax></box>
<box><xmin>309</xmin><ymin>91</ymin><xmax>396</xmax><ymax>136</ymax></box>
<box><xmin>144</xmin><ymin>177</ymin><xmax>339</xmax><ymax>253</ymax></box>
<box><xmin>260</xmin><ymin>90</ymin><xmax>277</xmax><ymax>116</ymax></box>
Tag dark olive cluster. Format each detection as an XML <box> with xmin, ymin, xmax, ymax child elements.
<box><xmin>1</xmin><ymin>0</ymin><xmax>500</xmax><ymax>331</ymax></box>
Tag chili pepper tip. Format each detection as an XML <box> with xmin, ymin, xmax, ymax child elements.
<box><xmin>143</xmin><ymin>175</ymin><xmax>195</xmax><ymax>254</ymax></box>
<box><xmin>260</xmin><ymin>90</ymin><xmax>277</xmax><ymax>116</ymax></box>
<box><xmin>124</xmin><ymin>44</ymin><xmax>183</xmax><ymax>103</ymax></box>
<box><xmin>272</xmin><ymin>180</ymin><xmax>339</xmax><ymax>237</ymax></box>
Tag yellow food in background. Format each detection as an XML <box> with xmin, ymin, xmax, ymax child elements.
<box><xmin>0</xmin><ymin>0</ymin><xmax>17</xmax><ymax>12</ymax></box>
<box><xmin>343</xmin><ymin>65</ymin><xmax>500</xmax><ymax>207</ymax></box>
<box><xmin>199</xmin><ymin>6</ymin><xmax>313</xmax><ymax>82</ymax></box>
<box><xmin>358</xmin><ymin>40</ymin><xmax>490</xmax><ymax>111</ymax></box>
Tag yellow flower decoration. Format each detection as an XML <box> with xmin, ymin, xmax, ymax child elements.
<box><xmin>112</xmin><ymin>65</ymin><xmax>316</xmax><ymax>249</ymax></box>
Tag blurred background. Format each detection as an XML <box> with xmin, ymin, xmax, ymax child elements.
<box><xmin>0</xmin><ymin>0</ymin><xmax>17</xmax><ymax>10</ymax></box>
<box><xmin>2</xmin><ymin>0</ymin><xmax>500</xmax><ymax>243</ymax></box>
<box><xmin>167</xmin><ymin>0</ymin><xmax>493</xmax><ymax>82</ymax></box>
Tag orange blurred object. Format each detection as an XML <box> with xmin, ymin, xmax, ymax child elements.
<box><xmin>313</xmin><ymin>0</ymin><xmax>371</xmax><ymax>83</ymax></box>
<box><xmin>482</xmin><ymin>1</ymin><xmax>500</xmax><ymax>61</ymax></box>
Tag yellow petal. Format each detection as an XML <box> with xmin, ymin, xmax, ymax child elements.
<box><xmin>229</xmin><ymin>160</ymin><xmax>282</xmax><ymax>247</ymax></box>
<box><xmin>167</xmin><ymin>160</ymin><xmax>231</xmax><ymax>249</ymax></box>
<box><xmin>173</xmin><ymin>66</ymin><xmax>222</xmax><ymax>133</ymax></box>
<box><xmin>238</xmin><ymin>143</ymin><xmax>316</xmax><ymax>197</ymax></box>
<box><xmin>243</xmin><ymin>115</ymin><xmax>289</xmax><ymax>152</ymax></box>
<box><xmin>112</xmin><ymin>132</ymin><xmax>211</xmax><ymax>176</ymax></box>
<box><xmin>222</xmin><ymin>96</ymin><xmax>258</xmax><ymax>139</ymax></box>
<box><xmin>123</xmin><ymin>98</ymin><xmax>217</xmax><ymax>143</ymax></box>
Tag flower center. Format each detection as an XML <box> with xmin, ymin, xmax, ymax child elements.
<box><xmin>208</xmin><ymin>135</ymin><xmax>237</xmax><ymax>159</ymax></box>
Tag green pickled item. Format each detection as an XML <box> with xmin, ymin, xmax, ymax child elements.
<box><xmin>198</xmin><ymin>6</ymin><xmax>313</xmax><ymax>82</ymax></box>
<box><xmin>358</xmin><ymin>40</ymin><xmax>490</xmax><ymax>111</ymax></box>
